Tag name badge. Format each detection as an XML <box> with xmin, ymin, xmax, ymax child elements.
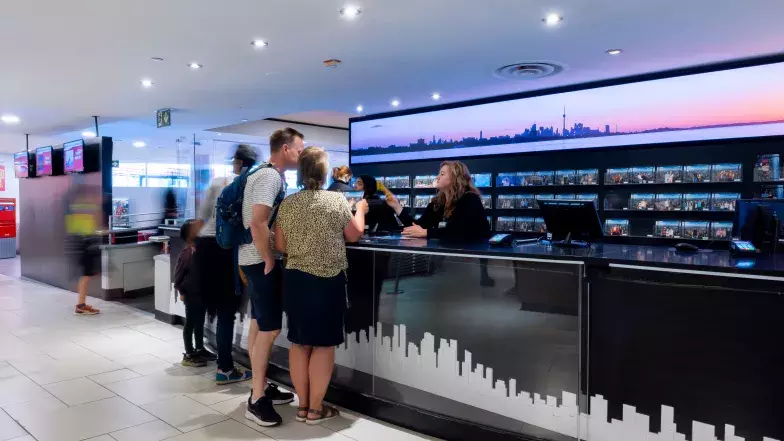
<box><xmin>438</xmin><ymin>221</ymin><xmax>447</xmax><ymax>229</ymax></box>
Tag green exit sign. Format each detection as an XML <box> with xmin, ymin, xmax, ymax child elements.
<box><xmin>156</xmin><ymin>109</ymin><xmax>171</xmax><ymax>128</ymax></box>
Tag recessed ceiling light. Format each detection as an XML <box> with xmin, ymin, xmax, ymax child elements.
<box><xmin>356</xmin><ymin>105</ymin><xmax>364</xmax><ymax>113</ymax></box>
<box><xmin>217</xmin><ymin>133</ymin><xmax>222</xmax><ymax>136</ymax></box>
<box><xmin>132</xmin><ymin>141</ymin><xmax>146</xmax><ymax>148</ymax></box>
<box><xmin>241</xmin><ymin>119</ymin><xmax>249</xmax><ymax>122</ymax></box>
<box><xmin>150</xmin><ymin>57</ymin><xmax>164</xmax><ymax>62</ymax></box>
<box><xmin>82</xmin><ymin>131</ymin><xmax>96</xmax><ymax>137</ymax></box>
<box><xmin>431</xmin><ymin>92</ymin><xmax>441</xmax><ymax>101</ymax></box>
<box><xmin>340</xmin><ymin>6</ymin><xmax>362</xmax><ymax>19</ymax></box>
<box><xmin>188</xmin><ymin>62</ymin><xmax>203</xmax><ymax>69</ymax></box>
<box><xmin>251</xmin><ymin>39</ymin><xmax>268</xmax><ymax>48</ymax></box>
<box><xmin>605</xmin><ymin>49</ymin><xmax>623</xmax><ymax>55</ymax></box>
<box><xmin>390</xmin><ymin>99</ymin><xmax>400</xmax><ymax>108</ymax></box>
<box><xmin>542</xmin><ymin>13</ymin><xmax>563</xmax><ymax>26</ymax></box>
<box><xmin>1</xmin><ymin>114</ymin><xmax>20</xmax><ymax>124</ymax></box>
<box><xmin>140</xmin><ymin>79</ymin><xmax>154</xmax><ymax>88</ymax></box>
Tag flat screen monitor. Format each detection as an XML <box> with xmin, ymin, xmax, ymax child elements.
<box><xmin>13</xmin><ymin>152</ymin><xmax>30</xmax><ymax>178</ymax></box>
<box><xmin>63</xmin><ymin>139</ymin><xmax>84</xmax><ymax>173</ymax></box>
<box><xmin>35</xmin><ymin>146</ymin><xmax>53</xmax><ymax>176</ymax></box>
<box><xmin>538</xmin><ymin>199</ymin><xmax>604</xmax><ymax>247</ymax></box>
<box><xmin>351</xmin><ymin>61</ymin><xmax>784</xmax><ymax>164</ymax></box>
<box><xmin>735</xmin><ymin>199</ymin><xmax>784</xmax><ymax>242</ymax></box>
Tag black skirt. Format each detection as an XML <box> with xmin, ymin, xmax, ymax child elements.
<box><xmin>284</xmin><ymin>269</ymin><xmax>346</xmax><ymax>347</ymax></box>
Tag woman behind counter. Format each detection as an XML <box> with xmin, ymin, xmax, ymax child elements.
<box><xmin>354</xmin><ymin>175</ymin><xmax>402</xmax><ymax>232</ymax></box>
<box><xmin>387</xmin><ymin>160</ymin><xmax>490</xmax><ymax>242</ymax></box>
<box><xmin>326</xmin><ymin>165</ymin><xmax>353</xmax><ymax>192</ymax></box>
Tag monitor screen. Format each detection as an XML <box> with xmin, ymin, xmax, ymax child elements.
<box><xmin>351</xmin><ymin>61</ymin><xmax>784</xmax><ymax>164</ymax></box>
<box><xmin>35</xmin><ymin>146</ymin><xmax>53</xmax><ymax>176</ymax></box>
<box><xmin>13</xmin><ymin>152</ymin><xmax>29</xmax><ymax>178</ymax></box>
<box><xmin>63</xmin><ymin>140</ymin><xmax>84</xmax><ymax>173</ymax></box>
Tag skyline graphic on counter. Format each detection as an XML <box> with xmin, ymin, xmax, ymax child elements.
<box><xmin>351</xmin><ymin>62</ymin><xmax>784</xmax><ymax>164</ymax></box>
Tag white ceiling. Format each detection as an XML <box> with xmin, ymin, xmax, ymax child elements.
<box><xmin>1</xmin><ymin>0</ymin><xmax>783</xmax><ymax>142</ymax></box>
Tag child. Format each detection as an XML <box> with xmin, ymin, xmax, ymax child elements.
<box><xmin>174</xmin><ymin>220</ymin><xmax>215</xmax><ymax>366</ymax></box>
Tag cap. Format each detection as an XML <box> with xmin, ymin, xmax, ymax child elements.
<box><xmin>233</xmin><ymin>144</ymin><xmax>257</xmax><ymax>166</ymax></box>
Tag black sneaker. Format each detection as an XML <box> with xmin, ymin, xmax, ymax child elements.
<box><xmin>194</xmin><ymin>348</ymin><xmax>217</xmax><ymax>361</ymax></box>
<box><xmin>245</xmin><ymin>396</ymin><xmax>282</xmax><ymax>427</ymax></box>
<box><xmin>182</xmin><ymin>353</ymin><xmax>207</xmax><ymax>367</ymax></box>
<box><xmin>265</xmin><ymin>383</ymin><xmax>295</xmax><ymax>405</ymax></box>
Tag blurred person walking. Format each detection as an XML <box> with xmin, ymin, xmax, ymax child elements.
<box><xmin>66</xmin><ymin>185</ymin><xmax>102</xmax><ymax>315</ymax></box>
<box><xmin>274</xmin><ymin>147</ymin><xmax>367</xmax><ymax>424</ymax></box>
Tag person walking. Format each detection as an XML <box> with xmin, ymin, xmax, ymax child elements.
<box><xmin>241</xmin><ymin>128</ymin><xmax>303</xmax><ymax>427</ymax></box>
<box><xmin>274</xmin><ymin>147</ymin><xmax>367</xmax><ymax>424</ymax></box>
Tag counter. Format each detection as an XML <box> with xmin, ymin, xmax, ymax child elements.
<box><xmin>192</xmin><ymin>236</ymin><xmax>782</xmax><ymax>441</ymax></box>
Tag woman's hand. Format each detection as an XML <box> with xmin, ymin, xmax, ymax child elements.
<box><xmin>355</xmin><ymin>199</ymin><xmax>369</xmax><ymax>214</ymax></box>
<box><xmin>402</xmin><ymin>223</ymin><xmax>427</xmax><ymax>238</ymax></box>
<box><xmin>385</xmin><ymin>194</ymin><xmax>403</xmax><ymax>215</ymax></box>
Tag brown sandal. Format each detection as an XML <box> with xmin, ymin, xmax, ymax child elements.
<box><xmin>295</xmin><ymin>407</ymin><xmax>309</xmax><ymax>422</ymax></box>
<box><xmin>306</xmin><ymin>405</ymin><xmax>340</xmax><ymax>425</ymax></box>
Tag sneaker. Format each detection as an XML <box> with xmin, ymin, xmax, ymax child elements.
<box><xmin>182</xmin><ymin>353</ymin><xmax>207</xmax><ymax>367</ymax></box>
<box><xmin>216</xmin><ymin>367</ymin><xmax>252</xmax><ymax>385</ymax></box>
<box><xmin>74</xmin><ymin>304</ymin><xmax>100</xmax><ymax>315</ymax></box>
<box><xmin>245</xmin><ymin>396</ymin><xmax>282</xmax><ymax>427</ymax></box>
<box><xmin>194</xmin><ymin>348</ymin><xmax>217</xmax><ymax>361</ymax></box>
<box><xmin>265</xmin><ymin>383</ymin><xmax>295</xmax><ymax>405</ymax></box>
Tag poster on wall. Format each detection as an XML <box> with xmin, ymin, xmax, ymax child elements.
<box><xmin>0</xmin><ymin>165</ymin><xmax>5</xmax><ymax>191</ymax></box>
<box><xmin>111</xmin><ymin>198</ymin><xmax>130</xmax><ymax>228</ymax></box>
<box><xmin>351</xmin><ymin>61</ymin><xmax>784</xmax><ymax>164</ymax></box>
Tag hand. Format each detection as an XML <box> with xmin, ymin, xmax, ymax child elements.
<box><xmin>385</xmin><ymin>194</ymin><xmax>403</xmax><ymax>215</ymax></box>
<box><xmin>402</xmin><ymin>223</ymin><xmax>427</xmax><ymax>238</ymax></box>
<box><xmin>354</xmin><ymin>199</ymin><xmax>369</xmax><ymax>214</ymax></box>
<box><xmin>263</xmin><ymin>257</ymin><xmax>276</xmax><ymax>275</ymax></box>
<box><xmin>179</xmin><ymin>294</ymin><xmax>185</xmax><ymax>301</ymax></box>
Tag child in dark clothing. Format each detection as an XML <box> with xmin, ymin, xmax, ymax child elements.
<box><xmin>174</xmin><ymin>220</ymin><xmax>216</xmax><ymax>366</ymax></box>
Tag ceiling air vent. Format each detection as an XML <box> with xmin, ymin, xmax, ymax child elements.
<box><xmin>494</xmin><ymin>62</ymin><xmax>564</xmax><ymax>80</ymax></box>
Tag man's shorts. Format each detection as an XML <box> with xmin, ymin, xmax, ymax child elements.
<box><xmin>241</xmin><ymin>261</ymin><xmax>283</xmax><ymax>331</ymax></box>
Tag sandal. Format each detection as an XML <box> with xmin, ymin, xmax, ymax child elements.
<box><xmin>306</xmin><ymin>405</ymin><xmax>340</xmax><ymax>425</ymax></box>
<box><xmin>295</xmin><ymin>407</ymin><xmax>309</xmax><ymax>422</ymax></box>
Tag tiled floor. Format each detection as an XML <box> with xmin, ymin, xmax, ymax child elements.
<box><xmin>0</xmin><ymin>273</ymin><xmax>439</xmax><ymax>441</ymax></box>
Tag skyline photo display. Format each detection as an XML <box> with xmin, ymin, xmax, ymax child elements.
<box><xmin>350</xmin><ymin>62</ymin><xmax>784</xmax><ymax>164</ymax></box>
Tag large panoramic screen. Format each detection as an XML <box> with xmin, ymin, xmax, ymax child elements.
<box><xmin>350</xmin><ymin>62</ymin><xmax>784</xmax><ymax>164</ymax></box>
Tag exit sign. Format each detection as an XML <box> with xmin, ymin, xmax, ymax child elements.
<box><xmin>157</xmin><ymin>109</ymin><xmax>171</xmax><ymax>128</ymax></box>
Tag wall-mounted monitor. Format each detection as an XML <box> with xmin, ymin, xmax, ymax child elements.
<box><xmin>350</xmin><ymin>61</ymin><xmax>784</xmax><ymax>164</ymax></box>
<box><xmin>35</xmin><ymin>146</ymin><xmax>53</xmax><ymax>176</ymax></box>
<box><xmin>13</xmin><ymin>152</ymin><xmax>32</xmax><ymax>178</ymax></box>
<box><xmin>63</xmin><ymin>139</ymin><xmax>85</xmax><ymax>173</ymax></box>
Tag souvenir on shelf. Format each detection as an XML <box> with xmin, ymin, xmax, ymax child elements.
<box><xmin>711</xmin><ymin>164</ymin><xmax>742</xmax><ymax>182</ymax></box>
<box><xmin>577</xmin><ymin>169</ymin><xmax>599</xmax><ymax>185</ymax></box>
<box><xmin>655</xmin><ymin>165</ymin><xmax>683</xmax><ymax>184</ymax></box>
<box><xmin>760</xmin><ymin>185</ymin><xmax>784</xmax><ymax>199</ymax></box>
<box><xmin>517</xmin><ymin>194</ymin><xmax>536</xmax><ymax>209</ymax></box>
<box><xmin>604</xmin><ymin>219</ymin><xmax>630</xmax><ymax>237</ymax></box>
<box><xmin>754</xmin><ymin>154</ymin><xmax>781</xmax><ymax>182</ymax></box>
<box><xmin>496</xmin><ymin>216</ymin><xmax>516</xmax><ymax>232</ymax></box>
<box><xmin>472</xmin><ymin>173</ymin><xmax>492</xmax><ymax>188</ymax></box>
<box><xmin>496</xmin><ymin>195</ymin><xmax>516</xmax><ymax>209</ymax></box>
<box><xmin>480</xmin><ymin>194</ymin><xmax>492</xmax><ymax>209</ymax></box>
<box><xmin>654</xmin><ymin>194</ymin><xmax>682</xmax><ymax>211</ymax></box>
<box><xmin>555</xmin><ymin>169</ymin><xmax>577</xmax><ymax>185</ymax></box>
<box><xmin>603</xmin><ymin>193</ymin><xmax>628</xmax><ymax>210</ymax></box>
<box><xmin>654</xmin><ymin>220</ymin><xmax>682</xmax><ymax>239</ymax></box>
<box><xmin>496</xmin><ymin>172</ymin><xmax>518</xmax><ymax>187</ymax></box>
<box><xmin>682</xmin><ymin>221</ymin><xmax>710</xmax><ymax>240</ymax></box>
<box><xmin>533</xmin><ymin>217</ymin><xmax>547</xmax><ymax>233</ymax></box>
<box><xmin>605</xmin><ymin>168</ymin><xmax>630</xmax><ymax>185</ymax></box>
<box><xmin>555</xmin><ymin>193</ymin><xmax>576</xmax><ymax>200</ymax></box>
<box><xmin>535</xmin><ymin>170</ymin><xmax>555</xmax><ymax>186</ymax></box>
<box><xmin>629</xmin><ymin>166</ymin><xmax>655</xmax><ymax>184</ymax></box>
<box><xmin>394</xmin><ymin>194</ymin><xmax>411</xmax><ymax>208</ymax></box>
<box><xmin>682</xmin><ymin>193</ymin><xmax>711</xmax><ymax>211</ymax></box>
<box><xmin>414</xmin><ymin>175</ymin><xmax>436</xmax><ymax>188</ymax></box>
<box><xmin>534</xmin><ymin>194</ymin><xmax>555</xmax><ymax>209</ymax></box>
<box><xmin>515</xmin><ymin>217</ymin><xmax>535</xmax><ymax>232</ymax></box>
<box><xmin>414</xmin><ymin>195</ymin><xmax>432</xmax><ymax>208</ymax></box>
<box><xmin>385</xmin><ymin>176</ymin><xmax>411</xmax><ymax>189</ymax></box>
<box><xmin>683</xmin><ymin>164</ymin><xmax>711</xmax><ymax>183</ymax></box>
<box><xmin>517</xmin><ymin>171</ymin><xmax>537</xmax><ymax>186</ymax></box>
<box><xmin>711</xmin><ymin>222</ymin><xmax>733</xmax><ymax>240</ymax></box>
<box><xmin>629</xmin><ymin>193</ymin><xmax>655</xmax><ymax>211</ymax></box>
<box><xmin>344</xmin><ymin>191</ymin><xmax>364</xmax><ymax>211</ymax></box>
<box><xmin>711</xmin><ymin>193</ymin><xmax>739</xmax><ymax>212</ymax></box>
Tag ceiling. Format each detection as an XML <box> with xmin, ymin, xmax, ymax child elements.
<box><xmin>1</xmin><ymin>0</ymin><xmax>783</xmax><ymax>140</ymax></box>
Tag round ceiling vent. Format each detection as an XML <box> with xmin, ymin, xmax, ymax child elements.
<box><xmin>494</xmin><ymin>62</ymin><xmax>564</xmax><ymax>80</ymax></box>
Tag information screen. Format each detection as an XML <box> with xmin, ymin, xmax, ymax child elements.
<box><xmin>35</xmin><ymin>146</ymin><xmax>53</xmax><ymax>176</ymax></box>
<box><xmin>13</xmin><ymin>152</ymin><xmax>29</xmax><ymax>178</ymax></box>
<box><xmin>63</xmin><ymin>140</ymin><xmax>84</xmax><ymax>173</ymax></box>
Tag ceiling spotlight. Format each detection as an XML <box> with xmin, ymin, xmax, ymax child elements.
<box><xmin>356</xmin><ymin>105</ymin><xmax>364</xmax><ymax>113</ymax></box>
<box><xmin>132</xmin><ymin>141</ymin><xmax>146</xmax><ymax>148</ymax></box>
<box><xmin>188</xmin><ymin>62</ymin><xmax>203</xmax><ymax>69</ymax></box>
<box><xmin>140</xmin><ymin>79</ymin><xmax>154</xmax><ymax>88</ymax></box>
<box><xmin>150</xmin><ymin>57</ymin><xmax>164</xmax><ymax>62</ymax></box>
<box><xmin>605</xmin><ymin>48</ymin><xmax>623</xmax><ymax>55</ymax></box>
<box><xmin>431</xmin><ymin>92</ymin><xmax>441</xmax><ymax>101</ymax></box>
<box><xmin>390</xmin><ymin>99</ymin><xmax>400</xmax><ymax>108</ymax></box>
<box><xmin>251</xmin><ymin>39</ymin><xmax>268</xmax><ymax>48</ymax></box>
<box><xmin>82</xmin><ymin>131</ymin><xmax>96</xmax><ymax>137</ymax></box>
<box><xmin>542</xmin><ymin>13</ymin><xmax>563</xmax><ymax>26</ymax></box>
<box><xmin>1</xmin><ymin>114</ymin><xmax>20</xmax><ymax>124</ymax></box>
<box><xmin>241</xmin><ymin>119</ymin><xmax>249</xmax><ymax>122</ymax></box>
<box><xmin>340</xmin><ymin>6</ymin><xmax>362</xmax><ymax>19</ymax></box>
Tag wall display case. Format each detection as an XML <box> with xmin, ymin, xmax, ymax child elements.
<box><xmin>711</xmin><ymin>221</ymin><xmax>733</xmax><ymax>240</ymax></box>
<box><xmin>414</xmin><ymin>175</ymin><xmax>436</xmax><ymax>188</ymax></box>
<box><xmin>629</xmin><ymin>193</ymin><xmax>655</xmax><ymax>211</ymax></box>
<box><xmin>629</xmin><ymin>166</ymin><xmax>656</xmax><ymax>184</ymax></box>
<box><xmin>480</xmin><ymin>194</ymin><xmax>492</xmax><ymax>209</ymax></box>
<box><xmin>472</xmin><ymin>173</ymin><xmax>492</xmax><ymax>188</ymax></box>
<box><xmin>535</xmin><ymin>170</ymin><xmax>554</xmax><ymax>186</ymax></box>
<box><xmin>495</xmin><ymin>216</ymin><xmax>515</xmax><ymax>232</ymax></box>
<box><xmin>711</xmin><ymin>193</ymin><xmax>740</xmax><ymax>211</ymax></box>
<box><xmin>655</xmin><ymin>165</ymin><xmax>683</xmax><ymax>184</ymax></box>
<box><xmin>682</xmin><ymin>221</ymin><xmax>710</xmax><ymax>240</ymax></box>
<box><xmin>682</xmin><ymin>193</ymin><xmax>711</xmax><ymax>211</ymax></box>
<box><xmin>384</xmin><ymin>176</ymin><xmax>410</xmax><ymax>189</ymax></box>
<box><xmin>654</xmin><ymin>220</ymin><xmax>682</xmax><ymax>238</ymax></box>
<box><xmin>555</xmin><ymin>193</ymin><xmax>576</xmax><ymax>200</ymax></box>
<box><xmin>394</xmin><ymin>193</ymin><xmax>411</xmax><ymax>208</ymax></box>
<box><xmin>414</xmin><ymin>195</ymin><xmax>431</xmax><ymax>208</ymax></box>
<box><xmin>515</xmin><ymin>217</ymin><xmax>535</xmax><ymax>232</ymax></box>
<box><xmin>344</xmin><ymin>191</ymin><xmax>364</xmax><ymax>210</ymax></box>
<box><xmin>760</xmin><ymin>185</ymin><xmax>784</xmax><ymax>199</ymax></box>
<box><xmin>605</xmin><ymin>168</ymin><xmax>629</xmax><ymax>185</ymax></box>
<box><xmin>711</xmin><ymin>163</ymin><xmax>742</xmax><ymax>182</ymax></box>
<box><xmin>577</xmin><ymin>169</ymin><xmax>599</xmax><ymax>185</ymax></box>
<box><xmin>533</xmin><ymin>217</ymin><xmax>547</xmax><ymax>233</ymax></box>
<box><xmin>754</xmin><ymin>154</ymin><xmax>782</xmax><ymax>182</ymax></box>
<box><xmin>496</xmin><ymin>195</ymin><xmax>516</xmax><ymax>209</ymax></box>
<box><xmin>575</xmin><ymin>193</ymin><xmax>599</xmax><ymax>206</ymax></box>
<box><xmin>654</xmin><ymin>193</ymin><xmax>682</xmax><ymax>211</ymax></box>
<box><xmin>605</xmin><ymin>219</ymin><xmax>630</xmax><ymax>236</ymax></box>
<box><xmin>555</xmin><ymin>169</ymin><xmax>577</xmax><ymax>185</ymax></box>
<box><xmin>517</xmin><ymin>194</ymin><xmax>536</xmax><ymax>209</ymax></box>
<box><xmin>496</xmin><ymin>172</ymin><xmax>517</xmax><ymax>187</ymax></box>
<box><xmin>683</xmin><ymin>164</ymin><xmax>712</xmax><ymax>183</ymax></box>
<box><xmin>534</xmin><ymin>194</ymin><xmax>554</xmax><ymax>209</ymax></box>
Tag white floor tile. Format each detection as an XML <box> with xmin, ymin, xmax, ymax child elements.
<box><xmin>141</xmin><ymin>395</ymin><xmax>227</xmax><ymax>432</ymax></box>
<box><xmin>0</xmin><ymin>374</ymin><xmax>54</xmax><ymax>407</ymax></box>
<box><xmin>130</xmin><ymin>322</ymin><xmax>183</xmax><ymax>342</ymax></box>
<box><xmin>163</xmin><ymin>420</ymin><xmax>272</xmax><ymax>440</ymax></box>
<box><xmin>8</xmin><ymin>353</ymin><xmax>122</xmax><ymax>385</ymax></box>
<box><xmin>112</xmin><ymin>353</ymin><xmax>180</xmax><ymax>376</ymax></box>
<box><xmin>2</xmin><ymin>396</ymin><xmax>68</xmax><ymax>419</ymax></box>
<box><xmin>337</xmin><ymin>419</ymin><xmax>436</xmax><ymax>441</ymax></box>
<box><xmin>43</xmin><ymin>377</ymin><xmax>116</xmax><ymax>406</ymax></box>
<box><xmin>0</xmin><ymin>410</ymin><xmax>26</xmax><ymax>441</ymax></box>
<box><xmin>186</xmin><ymin>383</ymin><xmax>251</xmax><ymax>406</ymax></box>
<box><xmin>35</xmin><ymin>341</ymin><xmax>98</xmax><ymax>360</ymax></box>
<box><xmin>88</xmin><ymin>369</ymin><xmax>141</xmax><ymax>385</ymax></box>
<box><xmin>84</xmin><ymin>436</ymin><xmax>116</xmax><ymax>441</ymax></box>
<box><xmin>6</xmin><ymin>435</ymin><xmax>35</xmax><ymax>441</ymax></box>
<box><xmin>264</xmin><ymin>422</ymin><xmax>355</xmax><ymax>441</ymax></box>
<box><xmin>109</xmin><ymin>419</ymin><xmax>182</xmax><ymax>441</ymax></box>
<box><xmin>103</xmin><ymin>369</ymin><xmax>215</xmax><ymax>406</ymax></box>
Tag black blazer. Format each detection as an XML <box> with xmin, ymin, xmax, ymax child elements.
<box><xmin>327</xmin><ymin>180</ymin><xmax>353</xmax><ymax>192</ymax></box>
<box><xmin>399</xmin><ymin>192</ymin><xmax>490</xmax><ymax>242</ymax></box>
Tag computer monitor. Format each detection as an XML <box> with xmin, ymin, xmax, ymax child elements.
<box><xmin>538</xmin><ymin>199</ymin><xmax>604</xmax><ymax>248</ymax></box>
<box><xmin>735</xmin><ymin>199</ymin><xmax>783</xmax><ymax>249</ymax></box>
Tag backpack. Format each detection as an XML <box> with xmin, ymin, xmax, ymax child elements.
<box><xmin>215</xmin><ymin>163</ymin><xmax>282</xmax><ymax>249</ymax></box>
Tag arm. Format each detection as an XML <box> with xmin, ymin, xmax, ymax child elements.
<box><xmin>173</xmin><ymin>249</ymin><xmax>191</xmax><ymax>292</ymax></box>
<box><xmin>274</xmin><ymin>224</ymin><xmax>287</xmax><ymax>253</ymax></box>
<box><xmin>344</xmin><ymin>199</ymin><xmax>367</xmax><ymax>243</ymax></box>
<box><xmin>250</xmin><ymin>204</ymin><xmax>275</xmax><ymax>269</ymax></box>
